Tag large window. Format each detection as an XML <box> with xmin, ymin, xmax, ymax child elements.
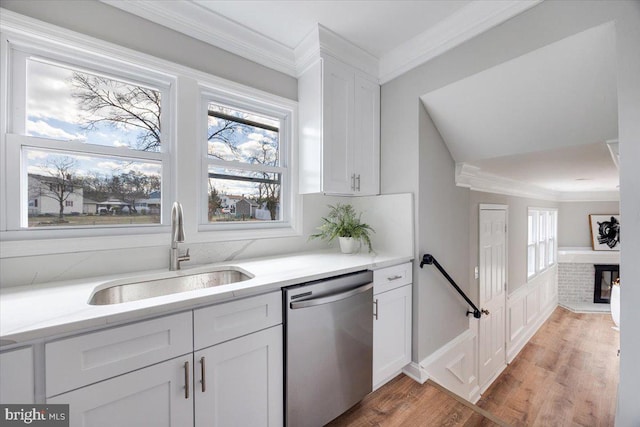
<box><xmin>4</xmin><ymin>40</ymin><xmax>170</xmax><ymax>232</ymax></box>
<box><xmin>1</xmin><ymin>15</ymin><xmax>298</xmax><ymax>255</ymax></box>
<box><xmin>528</xmin><ymin>208</ymin><xmax>557</xmax><ymax>279</ymax></box>
<box><xmin>200</xmin><ymin>91</ymin><xmax>293</xmax><ymax>230</ymax></box>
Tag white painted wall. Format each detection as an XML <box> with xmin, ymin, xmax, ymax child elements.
<box><xmin>380</xmin><ymin>2</ymin><xmax>639</xmax><ymax>423</ymax></box>
<box><xmin>558</xmin><ymin>200</ymin><xmax>620</xmax><ymax>248</ymax></box>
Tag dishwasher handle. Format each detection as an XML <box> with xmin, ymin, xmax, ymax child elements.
<box><xmin>290</xmin><ymin>282</ymin><xmax>373</xmax><ymax>309</ymax></box>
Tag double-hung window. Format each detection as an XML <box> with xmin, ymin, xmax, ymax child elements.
<box><xmin>527</xmin><ymin>208</ymin><xmax>557</xmax><ymax>279</ymax></box>
<box><xmin>200</xmin><ymin>89</ymin><xmax>295</xmax><ymax>232</ymax></box>
<box><xmin>2</xmin><ymin>33</ymin><xmax>172</xmax><ymax>236</ymax></box>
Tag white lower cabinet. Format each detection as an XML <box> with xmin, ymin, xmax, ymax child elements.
<box><xmin>372</xmin><ymin>263</ymin><xmax>413</xmax><ymax>389</ymax></box>
<box><xmin>48</xmin><ymin>356</ymin><xmax>193</xmax><ymax>427</ymax></box>
<box><xmin>0</xmin><ymin>346</ymin><xmax>35</xmax><ymax>404</ymax></box>
<box><xmin>195</xmin><ymin>325</ymin><xmax>283</xmax><ymax>427</ymax></box>
<box><xmin>43</xmin><ymin>291</ymin><xmax>283</xmax><ymax>427</ymax></box>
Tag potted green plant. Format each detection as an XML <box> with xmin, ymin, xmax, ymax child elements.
<box><xmin>310</xmin><ymin>203</ymin><xmax>375</xmax><ymax>253</ymax></box>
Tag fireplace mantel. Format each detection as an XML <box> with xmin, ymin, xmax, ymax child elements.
<box><xmin>558</xmin><ymin>247</ymin><xmax>620</xmax><ymax>264</ymax></box>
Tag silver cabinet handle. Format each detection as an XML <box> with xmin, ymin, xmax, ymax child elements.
<box><xmin>373</xmin><ymin>299</ymin><xmax>379</xmax><ymax>320</ymax></box>
<box><xmin>184</xmin><ymin>360</ymin><xmax>190</xmax><ymax>399</ymax></box>
<box><xmin>200</xmin><ymin>356</ymin><xmax>206</xmax><ymax>393</ymax></box>
<box><xmin>387</xmin><ymin>275</ymin><xmax>403</xmax><ymax>281</ymax></box>
<box><xmin>290</xmin><ymin>282</ymin><xmax>373</xmax><ymax>309</ymax></box>
<box><xmin>356</xmin><ymin>174</ymin><xmax>361</xmax><ymax>192</ymax></box>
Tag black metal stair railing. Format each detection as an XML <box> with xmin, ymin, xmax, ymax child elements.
<box><xmin>420</xmin><ymin>253</ymin><xmax>487</xmax><ymax>319</ymax></box>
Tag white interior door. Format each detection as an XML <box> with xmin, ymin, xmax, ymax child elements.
<box><xmin>478</xmin><ymin>207</ymin><xmax>507</xmax><ymax>391</ymax></box>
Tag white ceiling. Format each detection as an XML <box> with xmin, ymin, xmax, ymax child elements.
<box><xmin>193</xmin><ymin>0</ymin><xmax>471</xmax><ymax>56</ymax></box>
<box><xmin>421</xmin><ymin>22</ymin><xmax>619</xmax><ymax>196</ymax></box>
<box><xmin>468</xmin><ymin>142</ymin><xmax>619</xmax><ymax>193</ymax></box>
<box><xmin>103</xmin><ymin>0</ymin><xmax>541</xmax><ymax>82</ymax></box>
<box><xmin>104</xmin><ymin>0</ymin><xmax>619</xmax><ymax>197</ymax></box>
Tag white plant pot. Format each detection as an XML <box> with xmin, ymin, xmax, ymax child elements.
<box><xmin>338</xmin><ymin>237</ymin><xmax>357</xmax><ymax>254</ymax></box>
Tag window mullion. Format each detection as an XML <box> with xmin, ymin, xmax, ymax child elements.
<box><xmin>8</xmin><ymin>134</ymin><xmax>165</xmax><ymax>162</ymax></box>
<box><xmin>206</xmin><ymin>157</ymin><xmax>284</xmax><ymax>174</ymax></box>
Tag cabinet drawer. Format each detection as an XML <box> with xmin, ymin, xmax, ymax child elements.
<box><xmin>194</xmin><ymin>291</ymin><xmax>282</xmax><ymax>350</ymax></box>
<box><xmin>373</xmin><ymin>262</ymin><xmax>412</xmax><ymax>294</ymax></box>
<box><xmin>46</xmin><ymin>311</ymin><xmax>192</xmax><ymax>397</ymax></box>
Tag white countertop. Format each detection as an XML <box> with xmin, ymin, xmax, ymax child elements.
<box><xmin>0</xmin><ymin>249</ymin><xmax>412</xmax><ymax>346</ymax></box>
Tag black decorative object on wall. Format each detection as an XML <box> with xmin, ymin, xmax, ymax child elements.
<box><xmin>589</xmin><ymin>214</ymin><xmax>620</xmax><ymax>251</ymax></box>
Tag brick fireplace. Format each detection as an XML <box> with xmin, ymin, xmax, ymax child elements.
<box><xmin>558</xmin><ymin>249</ymin><xmax>619</xmax><ymax>312</ymax></box>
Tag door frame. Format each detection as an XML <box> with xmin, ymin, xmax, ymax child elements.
<box><xmin>478</xmin><ymin>203</ymin><xmax>508</xmax><ymax>393</ymax></box>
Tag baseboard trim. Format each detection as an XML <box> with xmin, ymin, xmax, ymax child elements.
<box><xmin>402</xmin><ymin>361</ymin><xmax>429</xmax><ymax>384</ymax></box>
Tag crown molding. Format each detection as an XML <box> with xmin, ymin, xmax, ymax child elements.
<box><xmin>455</xmin><ymin>163</ymin><xmax>619</xmax><ymax>202</ymax></box>
<box><xmin>294</xmin><ymin>24</ymin><xmax>379</xmax><ymax>78</ymax></box>
<box><xmin>378</xmin><ymin>0</ymin><xmax>543</xmax><ymax>83</ymax></box>
<box><xmin>101</xmin><ymin>0</ymin><xmax>540</xmax><ymax>83</ymax></box>
<box><xmin>456</xmin><ymin>163</ymin><xmax>559</xmax><ymax>200</ymax></box>
<box><xmin>101</xmin><ymin>0</ymin><xmax>297</xmax><ymax>77</ymax></box>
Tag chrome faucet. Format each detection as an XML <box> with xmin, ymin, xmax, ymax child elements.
<box><xmin>170</xmin><ymin>201</ymin><xmax>190</xmax><ymax>271</ymax></box>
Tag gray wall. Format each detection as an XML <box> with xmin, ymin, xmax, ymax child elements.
<box><xmin>558</xmin><ymin>201</ymin><xmax>620</xmax><ymax>248</ymax></box>
<box><xmin>417</xmin><ymin>104</ymin><xmax>470</xmax><ymax>358</ymax></box>
<box><xmin>468</xmin><ymin>192</ymin><xmax>558</xmax><ymax>300</ymax></box>
<box><xmin>0</xmin><ymin>0</ymin><xmax>297</xmax><ymax>100</ymax></box>
<box><xmin>380</xmin><ymin>1</ymin><xmax>639</xmax><ymax>422</ymax></box>
<box><xmin>381</xmin><ymin>72</ymin><xmax>471</xmax><ymax>360</ymax></box>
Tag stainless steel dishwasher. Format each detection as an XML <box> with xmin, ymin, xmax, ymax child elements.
<box><xmin>284</xmin><ymin>270</ymin><xmax>373</xmax><ymax>427</ymax></box>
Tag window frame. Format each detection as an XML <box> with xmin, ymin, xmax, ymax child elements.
<box><xmin>0</xmin><ymin>12</ymin><xmax>300</xmax><ymax>256</ymax></box>
<box><xmin>527</xmin><ymin>207</ymin><xmax>558</xmax><ymax>281</ymax></box>
<box><xmin>2</xmin><ymin>31</ymin><xmax>174</xmax><ymax>239</ymax></box>
<box><xmin>197</xmin><ymin>85</ymin><xmax>300</xmax><ymax>238</ymax></box>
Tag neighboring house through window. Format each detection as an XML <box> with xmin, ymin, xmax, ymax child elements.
<box><xmin>1</xmin><ymin>15</ymin><xmax>299</xmax><ymax>253</ymax></box>
<box><xmin>3</xmin><ymin>34</ymin><xmax>170</xmax><ymax>231</ymax></box>
<box><xmin>200</xmin><ymin>89</ymin><xmax>296</xmax><ymax>233</ymax></box>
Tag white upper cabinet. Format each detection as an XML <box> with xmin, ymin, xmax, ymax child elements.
<box><xmin>298</xmin><ymin>25</ymin><xmax>380</xmax><ymax>196</ymax></box>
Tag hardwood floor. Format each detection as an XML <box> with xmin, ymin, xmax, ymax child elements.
<box><xmin>477</xmin><ymin>307</ymin><xmax>619</xmax><ymax>426</ymax></box>
<box><xmin>327</xmin><ymin>376</ymin><xmax>506</xmax><ymax>427</ymax></box>
<box><xmin>329</xmin><ymin>306</ymin><xmax>619</xmax><ymax>426</ymax></box>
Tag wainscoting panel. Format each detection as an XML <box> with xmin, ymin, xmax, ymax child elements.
<box><xmin>506</xmin><ymin>266</ymin><xmax>558</xmax><ymax>363</ymax></box>
<box><xmin>509</xmin><ymin>296</ymin><xmax>526</xmax><ymax>343</ymax></box>
<box><xmin>410</xmin><ymin>266</ymin><xmax>557</xmax><ymax>404</ymax></box>
<box><xmin>417</xmin><ymin>319</ymin><xmax>481</xmax><ymax>403</ymax></box>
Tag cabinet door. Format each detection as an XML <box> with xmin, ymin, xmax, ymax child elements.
<box><xmin>48</xmin><ymin>356</ymin><xmax>193</xmax><ymax>427</ymax></box>
<box><xmin>322</xmin><ymin>56</ymin><xmax>355</xmax><ymax>194</ymax></box>
<box><xmin>353</xmin><ymin>74</ymin><xmax>380</xmax><ymax>195</ymax></box>
<box><xmin>195</xmin><ymin>326</ymin><xmax>283</xmax><ymax>427</ymax></box>
<box><xmin>373</xmin><ymin>284</ymin><xmax>412</xmax><ymax>389</ymax></box>
<box><xmin>0</xmin><ymin>347</ymin><xmax>34</xmax><ymax>403</ymax></box>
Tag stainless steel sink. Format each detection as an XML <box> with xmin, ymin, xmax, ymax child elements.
<box><xmin>89</xmin><ymin>268</ymin><xmax>252</xmax><ymax>305</ymax></box>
